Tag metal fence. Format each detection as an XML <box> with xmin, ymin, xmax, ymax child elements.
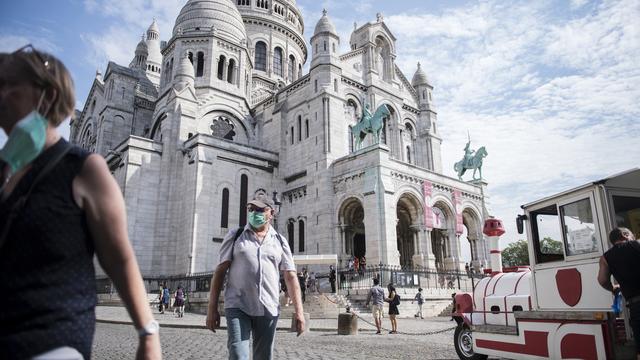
<box><xmin>338</xmin><ymin>264</ymin><xmax>485</xmax><ymax>293</ymax></box>
<box><xmin>95</xmin><ymin>271</ymin><xmax>215</xmax><ymax>295</ymax></box>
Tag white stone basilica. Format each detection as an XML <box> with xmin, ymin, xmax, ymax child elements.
<box><xmin>71</xmin><ymin>0</ymin><xmax>491</xmax><ymax>276</ymax></box>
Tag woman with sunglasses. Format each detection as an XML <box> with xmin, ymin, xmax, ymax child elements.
<box><xmin>0</xmin><ymin>46</ymin><xmax>161</xmax><ymax>359</ymax></box>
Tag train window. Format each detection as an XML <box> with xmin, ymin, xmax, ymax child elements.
<box><xmin>612</xmin><ymin>195</ymin><xmax>640</xmax><ymax>240</ymax></box>
<box><xmin>512</xmin><ymin>305</ymin><xmax>523</xmax><ymax>312</ymax></box>
<box><xmin>561</xmin><ymin>197</ymin><xmax>599</xmax><ymax>256</ymax></box>
<box><xmin>490</xmin><ymin>306</ymin><xmax>500</xmax><ymax>314</ymax></box>
<box><xmin>531</xmin><ymin>204</ymin><xmax>565</xmax><ymax>263</ymax></box>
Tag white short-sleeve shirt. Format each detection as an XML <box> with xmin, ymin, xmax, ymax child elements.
<box><xmin>219</xmin><ymin>224</ymin><xmax>295</xmax><ymax>316</ymax></box>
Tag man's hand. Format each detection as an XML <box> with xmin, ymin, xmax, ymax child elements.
<box><xmin>613</xmin><ymin>284</ymin><xmax>621</xmax><ymax>294</ymax></box>
<box><xmin>206</xmin><ymin>308</ymin><xmax>220</xmax><ymax>333</ymax></box>
<box><xmin>136</xmin><ymin>334</ymin><xmax>161</xmax><ymax>360</ymax></box>
<box><xmin>294</xmin><ymin>312</ymin><xmax>305</xmax><ymax>336</ymax></box>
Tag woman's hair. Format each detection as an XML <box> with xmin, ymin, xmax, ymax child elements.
<box><xmin>0</xmin><ymin>46</ymin><xmax>75</xmax><ymax>126</ymax></box>
<box><xmin>609</xmin><ymin>227</ymin><xmax>634</xmax><ymax>244</ymax></box>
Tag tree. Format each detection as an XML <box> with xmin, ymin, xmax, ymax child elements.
<box><xmin>502</xmin><ymin>239</ymin><xmax>529</xmax><ymax>267</ymax></box>
<box><xmin>540</xmin><ymin>237</ymin><xmax>563</xmax><ymax>254</ymax></box>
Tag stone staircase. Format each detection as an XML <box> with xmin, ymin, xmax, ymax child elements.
<box><xmin>438</xmin><ymin>301</ymin><xmax>455</xmax><ymax>317</ymax></box>
<box><xmin>279</xmin><ymin>292</ymin><xmax>342</xmax><ymax>319</ymax></box>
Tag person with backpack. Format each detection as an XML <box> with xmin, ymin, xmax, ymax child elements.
<box><xmin>412</xmin><ymin>287</ymin><xmax>424</xmax><ymax>319</ymax></box>
<box><xmin>385</xmin><ymin>283</ymin><xmax>400</xmax><ymax>334</ymax></box>
<box><xmin>364</xmin><ymin>278</ymin><xmax>385</xmax><ymax>334</ymax></box>
<box><xmin>173</xmin><ymin>286</ymin><xmax>185</xmax><ymax>318</ymax></box>
<box><xmin>206</xmin><ymin>193</ymin><xmax>305</xmax><ymax>359</ymax></box>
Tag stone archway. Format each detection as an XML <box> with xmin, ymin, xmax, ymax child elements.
<box><xmin>430</xmin><ymin>201</ymin><xmax>455</xmax><ymax>271</ymax></box>
<box><xmin>396</xmin><ymin>193</ymin><xmax>423</xmax><ymax>268</ymax></box>
<box><xmin>462</xmin><ymin>208</ymin><xmax>483</xmax><ymax>272</ymax></box>
<box><xmin>338</xmin><ymin>198</ymin><xmax>366</xmax><ymax>262</ymax></box>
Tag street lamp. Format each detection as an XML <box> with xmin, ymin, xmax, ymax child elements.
<box><xmin>272</xmin><ymin>191</ymin><xmax>281</xmax><ymax>231</ymax></box>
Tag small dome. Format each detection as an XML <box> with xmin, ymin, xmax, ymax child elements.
<box><xmin>173</xmin><ymin>0</ymin><xmax>246</xmax><ymax>43</ymax></box>
<box><xmin>411</xmin><ymin>62</ymin><xmax>430</xmax><ymax>87</ymax></box>
<box><xmin>314</xmin><ymin>9</ymin><xmax>337</xmax><ymax>36</ymax></box>
<box><xmin>135</xmin><ymin>38</ymin><xmax>148</xmax><ymax>54</ymax></box>
<box><xmin>148</xmin><ymin>18</ymin><xmax>160</xmax><ymax>34</ymax></box>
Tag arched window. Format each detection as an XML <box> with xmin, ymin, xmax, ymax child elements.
<box><xmin>273</xmin><ymin>47</ymin><xmax>283</xmax><ymax>77</ymax></box>
<box><xmin>290</xmin><ymin>126</ymin><xmax>294</xmax><ymax>145</ymax></box>
<box><xmin>305</xmin><ymin>119</ymin><xmax>309</xmax><ymax>138</ymax></box>
<box><xmin>239</xmin><ymin>174</ymin><xmax>248</xmax><ymax>226</ymax></box>
<box><xmin>406</xmin><ymin>146</ymin><xmax>412</xmax><ymax>164</ymax></box>
<box><xmin>287</xmin><ymin>220</ymin><xmax>295</xmax><ymax>253</ymax></box>
<box><xmin>314</xmin><ymin>79</ymin><xmax>318</xmax><ymax>92</ymax></box>
<box><xmin>298</xmin><ymin>64</ymin><xmax>302</xmax><ymax>79</ymax></box>
<box><xmin>334</xmin><ymin>79</ymin><xmax>338</xmax><ymax>92</ymax></box>
<box><xmin>227</xmin><ymin>59</ymin><xmax>235</xmax><ymax>84</ymax></box>
<box><xmin>323</xmin><ymin>41</ymin><xmax>327</xmax><ymax>51</ymax></box>
<box><xmin>332</xmin><ymin>43</ymin><xmax>336</xmax><ymax>53</ymax></box>
<box><xmin>381</xmin><ymin>118</ymin><xmax>387</xmax><ymax>144</ymax></box>
<box><xmin>221</xmin><ymin>188</ymin><xmax>229</xmax><ymax>228</ymax></box>
<box><xmin>288</xmin><ymin>55</ymin><xmax>295</xmax><ymax>81</ymax></box>
<box><xmin>196</xmin><ymin>52</ymin><xmax>204</xmax><ymax>77</ymax></box>
<box><xmin>188</xmin><ymin>52</ymin><xmax>193</xmax><ymax>64</ymax></box>
<box><xmin>297</xmin><ymin>116</ymin><xmax>302</xmax><ymax>141</ymax></box>
<box><xmin>298</xmin><ymin>219</ymin><xmax>305</xmax><ymax>252</ymax></box>
<box><xmin>217</xmin><ymin>55</ymin><xmax>226</xmax><ymax>80</ymax></box>
<box><xmin>255</xmin><ymin>41</ymin><xmax>267</xmax><ymax>71</ymax></box>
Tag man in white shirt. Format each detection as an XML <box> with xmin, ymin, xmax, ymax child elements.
<box><xmin>206</xmin><ymin>194</ymin><xmax>305</xmax><ymax>359</ymax></box>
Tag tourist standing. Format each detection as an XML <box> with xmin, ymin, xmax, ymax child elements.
<box><xmin>598</xmin><ymin>227</ymin><xmax>640</xmax><ymax>359</ymax></box>
<box><xmin>364</xmin><ymin>278</ymin><xmax>385</xmax><ymax>334</ymax></box>
<box><xmin>329</xmin><ymin>265</ymin><xmax>336</xmax><ymax>293</ymax></box>
<box><xmin>206</xmin><ymin>194</ymin><xmax>305</xmax><ymax>359</ymax></box>
<box><xmin>298</xmin><ymin>271</ymin><xmax>306</xmax><ymax>303</ymax></box>
<box><xmin>385</xmin><ymin>284</ymin><xmax>399</xmax><ymax>334</ymax></box>
<box><xmin>0</xmin><ymin>46</ymin><xmax>160</xmax><ymax>359</ymax></box>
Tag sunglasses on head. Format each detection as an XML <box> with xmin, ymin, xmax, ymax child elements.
<box><xmin>247</xmin><ymin>205</ymin><xmax>268</xmax><ymax>213</ymax></box>
<box><xmin>14</xmin><ymin>44</ymin><xmax>49</xmax><ymax>69</ymax></box>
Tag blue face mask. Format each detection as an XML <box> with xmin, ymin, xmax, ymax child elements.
<box><xmin>0</xmin><ymin>92</ymin><xmax>48</xmax><ymax>175</ymax></box>
<box><xmin>248</xmin><ymin>211</ymin><xmax>268</xmax><ymax>228</ymax></box>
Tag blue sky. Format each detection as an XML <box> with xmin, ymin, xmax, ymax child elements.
<box><xmin>1</xmin><ymin>0</ymin><xmax>639</xmax><ymax>257</ymax></box>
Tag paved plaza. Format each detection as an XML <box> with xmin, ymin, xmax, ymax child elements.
<box><xmin>92</xmin><ymin>306</ymin><xmax>475</xmax><ymax>359</ymax></box>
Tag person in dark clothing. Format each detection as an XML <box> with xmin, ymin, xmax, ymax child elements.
<box><xmin>0</xmin><ymin>46</ymin><xmax>160</xmax><ymax>359</ymax></box>
<box><xmin>298</xmin><ymin>271</ymin><xmax>306</xmax><ymax>303</ymax></box>
<box><xmin>598</xmin><ymin>227</ymin><xmax>640</xmax><ymax>359</ymax></box>
<box><xmin>329</xmin><ymin>265</ymin><xmax>337</xmax><ymax>293</ymax></box>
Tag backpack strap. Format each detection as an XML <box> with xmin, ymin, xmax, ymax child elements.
<box><xmin>229</xmin><ymin>227</ymin><xmax>286</xmax><ymax>261</ymax></box>
<box><xmin>0</xmin><ymin>143</ymin><xmax>71</xmax><ymax>250</ymax></box>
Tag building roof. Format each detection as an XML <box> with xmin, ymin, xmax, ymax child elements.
<box><xmin>173</xmin><ymin>0</ymin><xmax>246</xmax><ymax>43</ymax></box>
<box><xmin>314</xmin><ymin>9</ymin><xmax>337</xmax><ymax>36</ymax></box>
<box><xmin>411</xmin><ymin>62</ymin><xmax>430</xmax><ymax>87</ymax></box>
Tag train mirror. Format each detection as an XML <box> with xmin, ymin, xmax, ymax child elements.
<box><xmin>516</xmin><ymin>214</ymin><xmax>527</xmax><ymax>234</ymax></box>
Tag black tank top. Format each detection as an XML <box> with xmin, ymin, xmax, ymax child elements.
<box><xmin>0</xmin><ymin>139</ymin><xmax>96</xmax><ymax>359</ymax></box>
<box><xmin>604</xmin><ymin>240</ymin><xmax>640</xmax><ymax>300</ymax></box>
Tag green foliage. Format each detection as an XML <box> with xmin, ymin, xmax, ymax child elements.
<box><xmin>540</xmin><ymin>237</ymin><xmax>563</xmax><ymax>254</ymax></box>
<box><xmin>502</xmin><ymin>239</ymin><xmax>529</xmax><ymax>267</ymax></box>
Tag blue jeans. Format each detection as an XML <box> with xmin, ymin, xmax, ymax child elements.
<box><xmin>226</xmin><ymin>308</ymin><xmax>279</xmax><ymax>360</ymax></box>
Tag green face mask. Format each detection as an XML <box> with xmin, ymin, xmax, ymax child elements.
<box><xmin>0</xmin><ymin>92</ymin><xmax>49</xmax><ymax>175</ymax></box>
<box><xmin>248</xmin><ymin>211</ymin><xmax>268</xmax><ymax>228</ymax></box>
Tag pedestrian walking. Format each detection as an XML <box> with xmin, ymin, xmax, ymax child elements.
<box><xmin>206</xmin><ymin>193</ymin><xmax>305</xmax><ymax>360</ymax></box>
<box><xmin>174</xmin><ymin>286</ymin><xmax>185</xmax><ymax>318</ymax></box>
<box><xmin>309</xmin><ymin>271</ymin><xmax>317</xmax><ymax>293</ymax></box>
<box><xmin>0</xmin><ymin>46</ymin><xmax>160</xmax><ymax>359</ymax></box>
<box><xmin>359</xmin><ymin>256</ymin><xmax>366</xmax><ymax>274</ymax></box>
<box><xmin>162</xmin><ymin>286</ymin><xmax>170</xmax><ymax>313</ymax></box>
<box><xmin>281</xmin><ymin>276</ymin><xmax>292</xmax><ymax>306</ymax></box>
<box><xmin>412</xmin><ymin>287</ymin><xmax>424</xmax><ymax>319</ymax></box>
<box><xmin>598</xmin><ymin>227</ymin><xmax>640</xmax><ymax>359</ymax></box>
<box><xmin>364</xmin><ymin>278</ymin><xmax>385</xmax><ymax>334</ymax></box>
<box><xmin>353</xmin><ymin>256</ymin><xmax>359</xmax><ymax>275</ymax></box>
<box><xmin>158</xmin><ymin>285</ymin><xmax>165</xmax><ymax>314</ymax></box>
<box><xmin>385</xmin><ymin>283</ymin><xmax>399</xmax><ymax>334</ymax></box>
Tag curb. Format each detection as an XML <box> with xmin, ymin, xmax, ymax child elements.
<box><xmin>95</xmin><ymin>319</ymin><xmax>371</xmax><ymax>333</ymax></box>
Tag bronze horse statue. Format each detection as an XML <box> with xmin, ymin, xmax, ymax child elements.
<box><xmin>351</xmin><ymin>104</ymin><xmax>391</xmax><ymax>150</ymax></box>
<box><xmin>454</xmin><ymin>146</ymin><xmax>488</xmax><ymax>181</ymax></box>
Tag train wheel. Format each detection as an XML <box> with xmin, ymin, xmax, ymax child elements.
<box><xmin>454</xmin><ymin>325</ymin><xmax>487</xmax><ymax>360</ymax></box>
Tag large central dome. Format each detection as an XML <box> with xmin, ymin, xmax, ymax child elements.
<box><xmin>173</xmin><ymin>0</ymin><xmax>247</xmax><ymax>43</ymax></box>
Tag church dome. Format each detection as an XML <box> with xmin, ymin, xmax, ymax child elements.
<box><xmin>313</xmin><ymin>9</ymin><xmax>337</xmax><ymax>36</ymax></box>
<box><xmin>411</xmin><ymin>62</ymin><xmax>430</xmax><ymax>87</ymax></box>
<box><xmin>173</xmin><ymin>0</ymin><xmax>247</xmax><ymax>43</ymax></box>
<box><xmin>135</xmin><ymin>38</ymin><xmax>148</xmax><ymax>54</ymax></box>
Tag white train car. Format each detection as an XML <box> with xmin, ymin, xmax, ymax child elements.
<box><xmin>453</xmin><ymin>168</ymin><xmax>640</xmax><ymax>359</ymax></box>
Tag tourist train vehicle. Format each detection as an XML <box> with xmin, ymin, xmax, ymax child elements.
<box><xmin>452</xmin><ymin>168</ymin><xmax>640</xmax><ymax>359</ymax></box>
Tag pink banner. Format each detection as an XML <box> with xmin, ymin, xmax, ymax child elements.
<box><xmin>453</xmin><ymin>189</ymin><xmax>464</xmax><ymax>235</ymax></box>
<box><xmin>423</xmin><ymin>181</ymin><xmax>433</xmax><ymax>230</ymax></box>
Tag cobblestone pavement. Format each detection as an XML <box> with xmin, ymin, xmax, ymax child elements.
<box><xmin>93</xmin><ymin>322</ymin><xmax>464</xmax><ymax>359</ymax></box>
